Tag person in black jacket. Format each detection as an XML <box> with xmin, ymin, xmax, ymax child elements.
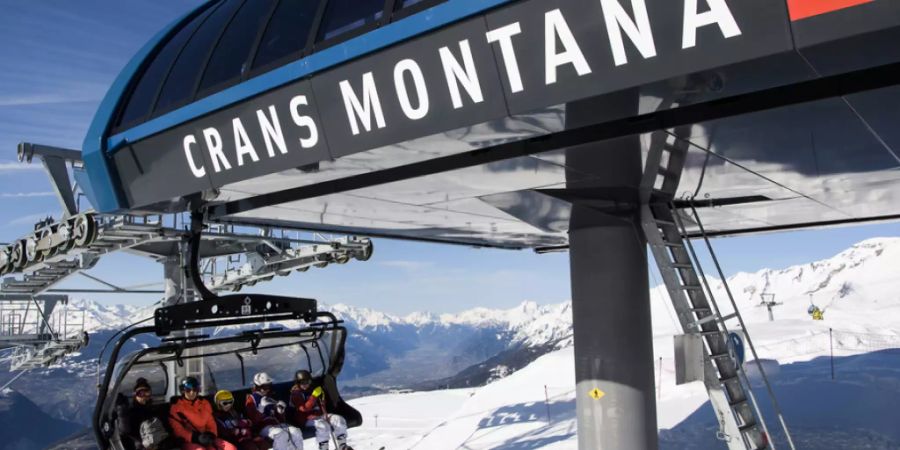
<box><xmin>116</xmin><ymin>378</ymin><xmax>174</xmax><ymax>450</ymax></box>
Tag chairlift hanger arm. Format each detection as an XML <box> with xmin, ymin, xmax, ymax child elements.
<box><xmin>152</xmin><ymin>211</ymin><xmax>319</xmax><ymax>336</ymax></box>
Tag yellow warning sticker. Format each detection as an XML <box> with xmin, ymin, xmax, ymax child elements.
<box><xmin>589</xmin><ymin>388</ymin><xmax>605</xmax><ymax>400</ymax></box>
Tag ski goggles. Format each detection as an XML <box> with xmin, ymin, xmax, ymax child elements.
<box><xmin>219</xmin><ymin>400</ymin><xmax>234</xmax><ymax>407</ymax></box>
<box><xmin>135</xmin><ymin>388</ymin><xmax>152</xmax><ymax>398</ymax></box>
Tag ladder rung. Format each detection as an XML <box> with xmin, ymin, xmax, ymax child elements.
<box><xmin>700</xmin><ymin>329</ymin><xmax>724</xmax><ymax>336</ymax></box>
<box><xmin>691</xmin><ymin>307</ymin><xmax>712</xmax><ymax>313</ymax></box>
<box><xmin>682</xmin><ymin>284</ymin><xmax>703</xmax><ymax>291</ymax></box>
<box><xmin>654</xmin><ymin>218</ymin><xmax>676</xmax><ymax>227</ymax></box>
<box><xmin>695</xmin><ymin>314</ymin><xmax>722</xmax><ymax>327</ymax></box>
<box><xmin>710</xmin><ymin>352</ymin><xmax>731</xmax><ymax>360</ymax></box>
<box><xmin>650</xmin><ymin>188</ymin><xmax>672</xmax><ymax>198</ymax></box>
<box><xmin>663</xmin><ymin>242</ymin><xmax>684</xmax><ymax>248</ymax></box>
<box><xmin>671</xmin><ymin>263</ymin><xmax>692</xmax><ymax>269</ymax></box>
<box><xmin>729</xmin><ymin>398</ymin><xmax>749</xmax><ymax>408</ymax></box>
<box><xmin>739</xmin><ymin>423</ymin><xmax>759</xmax><ymax>433</ymax></box>
<box><xmin>719</xmin><ymin>375</ymin><xmax>739</xmax><ymax>384</ymax></box>
<box><xmin>658</xmin><ymin>166</ymin><xmax>678</xmax><ymax>177</ymax></box>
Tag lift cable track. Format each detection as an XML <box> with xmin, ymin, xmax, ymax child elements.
<box><xmin>1</xmin><ymin>147</ymin><xmax>372</xmax><ymax>374</ymax></box>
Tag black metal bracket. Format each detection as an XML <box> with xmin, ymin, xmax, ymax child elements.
<box><xmin>152</xmin><ymin>210</ymin><xmax>318</xmax><ymax>336</ymax></box>
<box><xmin>154</xmin><ymin>293</ymin><xmax>318</xmax><ymax>336</ymax></box>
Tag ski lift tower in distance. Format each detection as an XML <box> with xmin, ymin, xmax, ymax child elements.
<box><xmin>760</xmin><ymin>293</ymin><xmax>782</xmax><ymax>322</ymax></box>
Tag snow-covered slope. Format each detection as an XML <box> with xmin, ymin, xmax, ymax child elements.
<box><xmin>335</xmin><ymin>238</ymin><xmax>900</xmax><ymax>449</ymax></box>
<box><xmin>342</xmin><ymin>347</ymin><xmax>900</xmax><ymax>450</ymax></box>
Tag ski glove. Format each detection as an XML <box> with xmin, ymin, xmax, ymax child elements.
<box><xmin>193</xmin><ymin>431</ymin><xmax>216</xmax><ymax>446</ymax></box>
<box><xmin>312</xmin><ymin>386</ymin><xmax>324</xmax><ymax>398</ymax></box>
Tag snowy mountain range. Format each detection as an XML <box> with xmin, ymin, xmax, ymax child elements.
<box><xmin>3</xmin><ymin>236</ymin><xmax>900</xmax><ymax>448</ymax></box>
<box><xmin>70</xmin><ymin>298</ymin><xmax>574</xmax><ymax>348</ymax></box>
<box><xmin>68</xmin><ymin>236</ymin><xmax>899</xmax><ymax>340</ymax></box>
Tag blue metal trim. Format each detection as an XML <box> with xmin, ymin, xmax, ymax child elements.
<box><xmin>72</xmin><ymin>167</ymin><xmax>98</xmax><ymax>210</ymax></box>
<box><xmin>107</xmin><ymin>0</ymin><xmax>515</xmax><ymax>151</ymax></box>
<box><xmin>82</xmin><ymin>2</ymin><xmax>214</xmax><ymax>212</ymax></box>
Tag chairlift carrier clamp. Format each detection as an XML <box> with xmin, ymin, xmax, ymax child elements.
<box><xmin>152</xmin><ymin>210</ymin><xmax>321</xmax><ymax>336</ymax></box>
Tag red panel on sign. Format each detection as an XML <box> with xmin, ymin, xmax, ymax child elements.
<box><xmin>788</xmin><ymin>0</ymin><xmax>874</xmax><ymax>21</ymax></box>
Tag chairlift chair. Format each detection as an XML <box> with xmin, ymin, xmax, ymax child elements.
<box><xmin>92</xmin><ymin>212</ymin><xmax>362</xmax><ymax>449</ymax></box>
<box><xmin>93</xmin><ymin>303</ymin><xmax>362</xmax><ymax>449</ymax></box>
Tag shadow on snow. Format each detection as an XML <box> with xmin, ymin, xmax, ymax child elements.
<box><xmin>661</xmin><ymin>349</ymin><xmax>900</xmax><ymax>450</ymax></box>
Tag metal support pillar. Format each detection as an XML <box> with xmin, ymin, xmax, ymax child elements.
<box><xmin>566</xmin><ymin>91</ymin><xmax>657</xmax><ymax>450</ymax></box>
<box><xmin>36</xmin><ymin>297</ymin><xmax>60</xmax><ymax>337</ymax></box>
<box><xmin>162</xmin><ymin>241</ymin><xmax>205</xmax><ymax>396</ymax></box>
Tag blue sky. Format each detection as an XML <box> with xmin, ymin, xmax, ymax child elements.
<box><xmin>0</xmin><ymin>2</ymin><xmax>898</xmax><ymax>315</ymax></box>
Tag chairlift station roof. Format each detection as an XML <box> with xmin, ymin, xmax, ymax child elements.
<box><xmin>82</xmin><ymin>0</ymin><xmax>900</xmax><ymax>248</ymax></box>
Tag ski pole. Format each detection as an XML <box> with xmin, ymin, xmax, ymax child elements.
<box><xmin>318</xmin><ymin>396</ymin><xmax>341</xmax><ymax>450</ymax></box>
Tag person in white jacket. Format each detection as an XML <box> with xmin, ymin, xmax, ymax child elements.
<box><xmin>244</xmin><ymin>372</ymin><xmax>304</xmax><ymax>450</ymax></box>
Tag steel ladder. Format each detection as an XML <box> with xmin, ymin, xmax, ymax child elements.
<box><xmin>640</xmin><ymin>129</ymin><xmax>770</xmax><ymax>450</ymax></box>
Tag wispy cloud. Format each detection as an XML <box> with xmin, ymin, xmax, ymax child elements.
<box><xmin>0</xmin><ymin>192</ymin><xmax>54</xmax><ymax>198</ymax></box>
<box><xmin>0</xmin><ymin>162</ymin><xmax>42</xmax><ymax>171</ymax></box>
<box><xmin>8</xmin><ymin>213</ymin><xmax>54</xmax><ymax>226</ymax></box>
<box><xmin>0</xmin><ymin>92</ymin><xmax>104</xmax><ymax>107</ymax></box>
<box><xmin>379</xmin><ymin>260</ymin><xmax>435</xmax><ymax>271</ymax></box>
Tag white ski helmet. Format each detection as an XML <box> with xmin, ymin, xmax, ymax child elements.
<box><xmin>253</xmin><ymin>372</ymin><xmax>274</xmax><ymax>386</ymax></box>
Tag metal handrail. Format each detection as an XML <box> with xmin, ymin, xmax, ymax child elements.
<box><xmin>685</xmin><ymin>202</ymin><xmax>797</xmax><ymax>450</ymax></box>
<box><xmin>672</xmin><ymin>207</ymin><xmax>775</xmax><ymax>449</ymax></box>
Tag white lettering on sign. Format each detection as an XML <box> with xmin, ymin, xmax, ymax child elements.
<box><xmin>486</xmin><ymin>22</ymin><xmax>525</xmax><ymax>94</ymax></box>
<box><xmin>183</xmin><ymin>135</ymin><xmax>206</xmax><ymax>179</ymax></box>
<box><xmin>439</xmin><ymin>40</ymin><xmax>484</xmax><ymax>109</ymax></box>
<box><xmin>601</xmin><ymin>0</ymin><xmax>657</xmax><ymax>66</ymax></box>
<box><xmin>394</xmin><ymin>59</ymin><xmax>430</xmax><ymax>120</ymax></box>
<box><xmin>202</xmin><ymin>127</ymin><xmax>231</xmax><ymax>173</ymax></box>
<box><xmin>289</xmin><ymin>95</ymin><xmax>319</xmax><ymax>149</ymax></box>
<box><xmin>257</xmin><ymin>105</ymin><xmax>288</xmax><ymax>157</ymax></box>
<box><xmin>232</xmin><ymin>118</ymin><xmax>259</xmax><ymax>167</ymax></box>
<box><xmin>683</xmin><ymin>0</ymin><xmax>742</xmax><ymax>49</ymax></box>
<box><xmin>340</xmin><ymin>72</ymin><xmax>386</xmax><ymax>135</ymax></box>
<box><xmin>545</xmin><ymin>9</ymin><xmax>592</xmax><ymax>85</ymax></box>
<box><xmin>174</xmin><ymin>2</ymin><xmax>755</xmax><ymax>180</ymax></box>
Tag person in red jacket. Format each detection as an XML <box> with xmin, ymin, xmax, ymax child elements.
<box><xmin>213</xmin><ymin>390</ymin><xmax>268</xmax><ymax>450</ymax></box>
<box><xmin>168</xmin><ymin>377</ymin><xmax>237</xmax><ymax>450</ymax></box>
<box><xmin>290</xmin><ymin>370</ymin><xmax>352</xmax><ymax>450</ymax></box>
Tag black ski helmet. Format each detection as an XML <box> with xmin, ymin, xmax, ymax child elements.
<box><xmin>180</xmin><ymin>376</ymin><xmax>200</xmax><ymax>392</ymax></box>
<box><xmin>295</xmin><ymin>369</ymin><xmax>312</xmax><ymax>384</ymax></box>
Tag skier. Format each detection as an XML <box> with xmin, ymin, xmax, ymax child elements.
<box><xmin>245</xmin><ymin>372</ymin><xmax>305</xmax><ymax>450</ymax></box>
<box><xmin>213</xmin><ymin>390</ymin><xmax>269</xmax><ymax>450</ymax></box>
<box><xmin>290</xmin><ymin>370</ymin><xmax>352</xmax><ymax>450</ymax></box>
<box><xmin>169</xmin><ymin>377</ymin><xmax>237</xmax><ymax>450</ymax></box>
<box><xmin>116</xmin><ymin>377</ymin><xmax>175</xmax><ymax>450</ymax></box>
